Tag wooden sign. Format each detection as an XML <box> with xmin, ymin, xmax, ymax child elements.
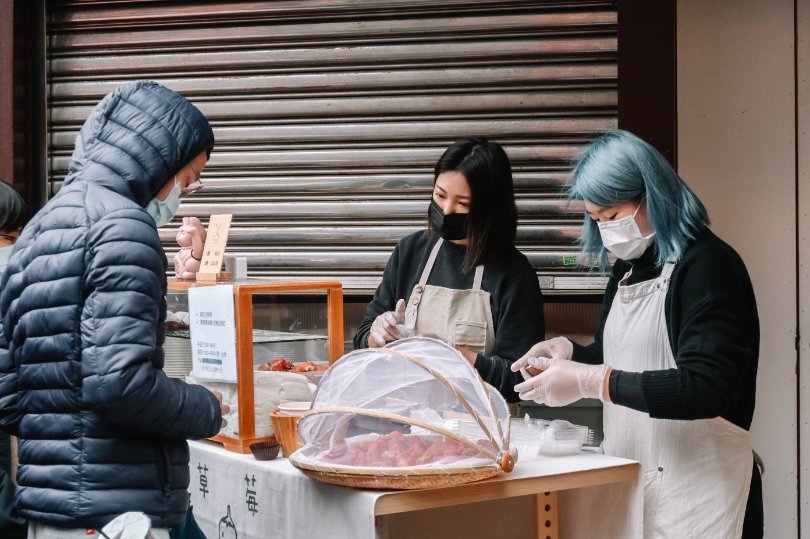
<box><xmin>197</xmin><ymin>214</ymin><xmax>233</xmax><ymax>282</ymax></box>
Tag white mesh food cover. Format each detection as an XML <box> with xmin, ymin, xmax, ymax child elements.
<box><xmin>290</xmin><ymin>337</ymin><xmax>514</xmax><ymax>474</ymax></box>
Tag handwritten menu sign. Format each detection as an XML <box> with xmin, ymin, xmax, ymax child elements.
<box><xmin>198</xmin><ymin>214</ymin><xmax>233</xmax><ymax>278</ymax></box>
<box><xmin>189</xmin><ymin>284</ymin><xmax>238</xmax><ymax>382</ymax></box>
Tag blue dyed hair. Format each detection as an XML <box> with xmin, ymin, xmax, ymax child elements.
<box><xmin>568</xmin><ymin>130</ymin><xmax>709</xmax><ymax>272</ymax></box>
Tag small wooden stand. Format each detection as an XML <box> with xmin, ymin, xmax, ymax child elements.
<box><xmin>195</xmin><ymin>271</ymin><xmax>232</xmax><ymax>283</ymax></box>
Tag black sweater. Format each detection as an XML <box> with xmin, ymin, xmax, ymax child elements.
<box><xmin>354</xmin><ymin>231</ymin><xmax>545</xmax><ymax>402</ymax></box>
<box><xmin>572</xmin><ymin>228</ymin><xmax>759</xmax><ymax>430</ymax></box>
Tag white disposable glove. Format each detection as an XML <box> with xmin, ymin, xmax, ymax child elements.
<box><xmin>368</xmin><ymin>299</ymin><xmax>407</xmax><ymax>347</ymax></box>
<box><xmin>511</xmin><ymin>336</ymin><xmax>574</xmax><ymax>378</ymax></box>
<box><xmin>520</xmin><ymin>337</ymin><xmax>573</xmax><ymax>362</ymax></box>
<box><xmin>513</xmin><ymin>357</ymin><xmax>611</xmax><ymax>407</ymax></box>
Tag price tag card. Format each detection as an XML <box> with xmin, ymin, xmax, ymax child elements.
<box><xmin>198</xmin><ymin>214</ymin><xmax>232</xmax><ymax>276</ymax></box>
<box><xmin>188</xmin><ymin>284</ymin><xmax>237</xmax><ymax>382</ymax></box>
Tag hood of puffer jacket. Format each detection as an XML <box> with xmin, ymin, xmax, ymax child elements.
<box><xmin>63</xmin><ymin>80</ymin><xmax>215</xmax><ymax>207</ymax></box>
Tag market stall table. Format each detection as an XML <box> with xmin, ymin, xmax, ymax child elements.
<box><xmin>188</xmin><ymin>440</ymin><xmax>641</xmax><ymax>538</ymax></box>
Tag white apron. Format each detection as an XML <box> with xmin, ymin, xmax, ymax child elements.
<box><xmin>403</xmin><ymin>238</ymin><xmax>496</xmax><ymax>355</ymax></box>
<box><xmin>602</xmin><ymin>262</ymin><xmax>753</xmax><ymax>538</ymax></box>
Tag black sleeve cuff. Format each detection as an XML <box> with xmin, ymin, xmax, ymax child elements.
<box><xmin>609</xmin><ymin>370</ymin><xmax>649</xmax><ymax>413</ymax></box>
<box><xmin>474</xmin><ymin>353</ymin><xmax>521</xmax><ymax>403</ymax></box>
<box><xmin>571</xmin><ymin>341</ymin><xmax>603</xmax><ymax>365</ymax></box>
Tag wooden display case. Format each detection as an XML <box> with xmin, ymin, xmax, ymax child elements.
<box><xmin>166</xmin><ymin>280</ymin><xmax>344</xmax><ymax>453</ymax></box>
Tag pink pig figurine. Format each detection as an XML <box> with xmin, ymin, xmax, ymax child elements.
<box><xmin>173</xmin><ymin>216</ymin><xmax>206</xmax><ymax>279</ymax></box>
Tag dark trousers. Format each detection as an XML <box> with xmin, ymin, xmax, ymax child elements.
<box><xmin>0</xmin><ymin>432</ymin><xmax>26</xmax><ymax>539</ymax></box>
<box><xmin>741</xmin><ymin>459</ymin><xmax>763</xmax><ymax>539</ymax></box>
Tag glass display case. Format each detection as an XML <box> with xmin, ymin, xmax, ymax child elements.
<box><xmin>166</xmin><ymin>279</ymin><xmax>344</xmax><ymax>453</ymax></box>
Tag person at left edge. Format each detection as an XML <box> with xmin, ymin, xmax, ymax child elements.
<box><xmin>0</xmin><ymin>179</ymin><xmax>28</xmax><ymax>539</ymax></box>
<box><xmin>0</xmin><ymin>81</ymin><xmax>225</xmax><ymax>537</ymax></box>
<box><xmin>0</xmin><ymin>180</ymin><xmax>28</xmax><ymax>276</ymax></box>
<box><xmin>353</xmin><ymin>138</ymin><xmax>545</xmax><ymax>402</ymax></box>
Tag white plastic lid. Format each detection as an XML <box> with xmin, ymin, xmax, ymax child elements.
<box><xmin>278</xmin><ymin>401</ymin><xmax>312</xmax><ymax>415</ymax></box>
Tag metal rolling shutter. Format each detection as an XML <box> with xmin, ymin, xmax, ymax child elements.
<box><xmin>46</xmin><ymin>0</ymin><xmax>616</xmax><ymax>293</ymax></box>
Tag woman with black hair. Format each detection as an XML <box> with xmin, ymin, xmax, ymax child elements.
<box><xmin>353</xmin><ymin>138</ymin><xmax>545</xmax><ymax>402</ymax></box>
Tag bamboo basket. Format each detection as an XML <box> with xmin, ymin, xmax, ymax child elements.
<box><xmin>288</xmin><ymin>338</ymin><xmax>516</xmax><ymax>490</ymax></box>
<box><xmin>295</xmin><ymin>463</ymin><xmax>501</xmax><ymax>490</ymax></box>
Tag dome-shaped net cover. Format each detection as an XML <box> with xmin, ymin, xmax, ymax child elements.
<box><xmin>291</xmin><ymin>337</ymin><xmax>512</xmax><ymax>473</ymax></box>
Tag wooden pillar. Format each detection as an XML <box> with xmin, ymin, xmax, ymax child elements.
<box><xmin>618</xmin><ymin>0</ymin><xmax>677</xmax><ymax>167</ymax></box>
<box><xmin>0</xmin><ymin>0</ymin><xmax>13</xmax><ymax>184</ymax></box>
<box><xmin>535</xmin><ymin>491</ymin><xmax>559</xmax><ymax>539</ymax></box>
<box><xmin>0</xmin><ymin>0</ymin><xmax>46</xmax><ymax>209</ymax></box>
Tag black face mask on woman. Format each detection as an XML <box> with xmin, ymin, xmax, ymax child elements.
<box><xmin>428</xmin><ymin>199</ymin><xmax>469</xmax><ymax>241</ymax></box>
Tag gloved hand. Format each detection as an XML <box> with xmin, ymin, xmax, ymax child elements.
<box><xmin>511</xmin><ymin>336</ymin><xmax>574</xmax><ymax>378</ymax></box>
<box><xmin>368</xmin><ymin>299</ymin><xmax>407</xmax><ymax>348</ymax></box>
<box><xmin>513</xmin><ymin>357</ymin><xmax>611</xmax><ymax>407</ymax></box>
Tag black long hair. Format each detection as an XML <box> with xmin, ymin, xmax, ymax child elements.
<box><xmin>0</xmin><ymin>180</ymin><xmax>29</xmax><ymax>233</ymax></box>
<box><xmin>431</xmin><ymin>138</ymin><xmax>517</xmax><ymax>273</ymax></box>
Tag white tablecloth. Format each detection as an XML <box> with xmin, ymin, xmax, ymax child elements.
<box><xmin>188</xmin><ymin>440</ymin><xmax>641</xmax><ymax>539</ymax></box>
<box><xmin>189</xmin><ymin>440</ymin><xmax>379</xmax><ymax>539</ymax></box>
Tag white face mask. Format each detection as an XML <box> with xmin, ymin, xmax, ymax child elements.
<box><xmin>0</xmin><ymin>244</ymin><xmax>14</xmax><ymax>275</ymax></box>
<box><xmin>597</xmin><ymin>203</ymin><xmax>655</xmax><ymax>260</ymax></box>
<box><xmin>146</xmin><ymin>177</ymin><xmax>181</xmax><ymax>227</ymax></box>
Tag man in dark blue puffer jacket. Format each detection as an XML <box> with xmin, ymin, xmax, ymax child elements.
<box><xmin>0</xmin><ymin>81</ymin><xmax>224</xmax><ymax>536</ymax></box>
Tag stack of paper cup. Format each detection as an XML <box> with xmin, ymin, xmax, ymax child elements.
<box><xmin>270</xmin><ymin>401</ymin><xmax>311</xmax><ymax>457</ymax></box>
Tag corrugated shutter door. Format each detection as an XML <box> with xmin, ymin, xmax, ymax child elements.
<box><xmin>46</xmin><ymin>0</ymin><xmax>616</xmax><ymax>293</ymax></box>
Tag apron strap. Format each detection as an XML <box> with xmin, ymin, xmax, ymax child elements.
<box><xmin>405</xmin><ymin>238</ymin><xmax>443</xmax><ymax>330</ymax></box>
<box><xmin>472</xmin><ymin>264</ymin><xmax>484</xmax><ymax>290</ymax></box>
<box><xmin>660</xmin><ymin>261</ymin><xmax>676</xmax><ymax>280</ymax></box>
<box><xmin>621</xmin><ymin>262</ymin><xmax>676</xmax><ymax>287</ymax></box>
<box><xmin>419</xmin><ymin>237</ymin><xmax>485</xmax><ymax>290</ymax></box>
<box><xmin>418</xmin><ymin>237</ymin><xmax>444</xmax><ymax>287</ymax></box>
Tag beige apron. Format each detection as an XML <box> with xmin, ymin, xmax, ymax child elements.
<box><xmin>602</xmin><ymin>262</ymin><xmax>753</xmax><ymax>538</ymax></box>
<box><xmin>403</xmin><ymin>238</ymin><xmax>496</xmax><ymax>355</ymax></box>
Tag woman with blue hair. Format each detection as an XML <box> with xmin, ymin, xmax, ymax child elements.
<box><xmin>512</xmin><ymin>130</ymin><xmax>761</xmax><ymax>538</ymax></box>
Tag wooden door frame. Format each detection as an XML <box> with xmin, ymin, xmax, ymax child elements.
<box><xmin>0</xmin><ymin>0</ymin><xmax>46</xmax><ymax>210</ymax></box>
<box><xmin>617</xmin><ymin>0</ymin><xmax>677</xmax><ymax>166</ymax></box>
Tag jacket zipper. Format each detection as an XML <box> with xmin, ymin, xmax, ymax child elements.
<box><xmin>155</xmin><ymin>443</ymin><xmax>171</xmax><ymax>496</ymax></box>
